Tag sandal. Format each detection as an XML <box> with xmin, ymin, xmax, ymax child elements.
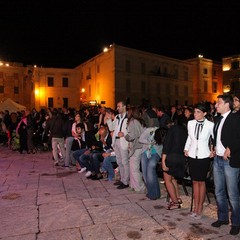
<box><xmin>166</xmin><ymin>201</ymin><xmax>181</xmax><ymax>210</ymax></box>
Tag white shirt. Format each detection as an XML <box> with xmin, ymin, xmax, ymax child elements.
<box><xmin>215</xmin><ymin>110</ymin><xmax>231</xmax><ymax>156</ymax></box>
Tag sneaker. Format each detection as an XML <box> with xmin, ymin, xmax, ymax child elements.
<box><xmin>189</xmin><ymin>212</ymin><xmax>197</xmax><ymax>218</ymax></box>
<box><xmin>85</xmin><ymin>171</ymin><xmax>92</xmax><ymax>177</ymax></box>
<box><xmin>230</xmin><ymin>226</ymin><xmax>240</xmax><ymax>235</ymax></box>
<box><xmin>166</xmin><ymin>202</ymin><xmax>181</xmax><ymax>210</ymax></box>
<box><xmin>78</xmin><ymin>167</ymin><xmax>87</xmax><ymax>173</ymax></box>
<box><xmin>194</xmin><ymin>214</ymin><xmax>202</xmax><ymax>220</ymax></box>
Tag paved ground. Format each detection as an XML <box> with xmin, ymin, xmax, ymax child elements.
<box><xmin>0</xmin><ymin>145</ymin><xmax>239</xmax><ymax>240</ymax></box>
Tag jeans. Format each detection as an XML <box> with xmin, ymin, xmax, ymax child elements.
<box><xmin>141</xmin><ymin>152</ymin><xmax>161</xmax><ymax>199</ymax></box>
<box><xmin>72</xmin><ymin>148</ymin><xmax>87</xmax><ymax>167</ymax></box>
<box><xmin>65</xmin><ymin>136</ymin><xmax>74</xmax><ymax>166</ymax></box>
<box><xmin>79</xmin><ymin>152</ymin><xmax>94</xmax><ymax>172</ymax></box>
<box><xmin>213</xmin><ymin>155</ymin><xmax>240</xmax><ymax>226</ymax></box>
<box><xmin>102</xmin><ymin>156</ymin><xmax>116</xmax><ymax>180</ymax></box>
<box><xmin>92</xmin><ymin>152</ymin><xmax>104</xmax><ymax>174</ymax></box>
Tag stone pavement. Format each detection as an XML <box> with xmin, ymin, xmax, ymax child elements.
<box><xmin>0</xmin><ymin>146</ymin><xmax>239</xmax><ymax>240</ymax></box>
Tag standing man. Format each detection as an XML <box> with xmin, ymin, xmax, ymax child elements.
<box><xmin>45</xmin><ymin>108</ymin><xmax>66</xmax><ymax>166</ymax></box>
<box><xmin>211</xmin><ymin>94</ymin><xmax>240</xmax><ymax>236</ymax></box>
<box><xmin>106</xmin><ymin>100</ymin><xmax>129</xmax><ymax>189</ymax></box>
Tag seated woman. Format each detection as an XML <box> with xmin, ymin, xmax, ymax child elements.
<box><xmin>139</xmin><ymin>127</ymin><xmax>167</xmax><ymax>200</ymax></box>
<box><xmin>161</xmin><ymin>117</ymin><xmax>188</xmax><ymax>210</ymax></box>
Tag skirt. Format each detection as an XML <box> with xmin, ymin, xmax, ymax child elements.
<box><xmin>165</xmin><ymin>153</ymin><xmax>186</xmax><ymax>179</ymax></box>
<box><xmin>188</xmin><ymin>157</ymin><xmax>210</xmax><ymax>181</ymax></box>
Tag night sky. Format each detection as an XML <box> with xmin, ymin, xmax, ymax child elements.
<box><xmin>0</xmin><ymin>0</ymin><xmax>239</xmax><ymax>68</ymax></box>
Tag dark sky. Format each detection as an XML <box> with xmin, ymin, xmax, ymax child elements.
<box><xmin>0</xmin><ymin>0</ymin><xmax>239</xmax><ymax>68</ymax></box>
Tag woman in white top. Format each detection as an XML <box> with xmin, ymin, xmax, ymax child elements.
<box><xmin>184</xmin><ymin>102</ymin><xmax>214</xmax><ymax>219</ymax></box>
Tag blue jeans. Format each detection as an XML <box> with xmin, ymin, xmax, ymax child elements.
<box><xmin>141</xmin><ymin>152</ymin><xmax>161</xmax><ymax>199</ymax></box>
<box><xmin>92</xmin><ymin>152</ymin><xmax>104</xmax><ymax>174</ymax></box>
<box><xmin>213</xmin><ymin>155</ymin><xmax>240</xmax><ymax>226</ymax></box>
<box><xmin>72</xmin><ymin>148</ymin><xmax>87</xmax><ymax>167</ymax></box>
<box><xmin>102</xmin><ymin>156</ymin><xmax>116</xmax><ymax>181</ymax></box>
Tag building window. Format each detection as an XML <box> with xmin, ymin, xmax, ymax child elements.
<box><xmin>184</xmin><ymin>68</ymin><xmax>189</xmax><ymax>81</ymax></box>
<box><xmin>163</xmin><ymin>67</ymin><xmax>168</xmax><ymax>77</ymax></box>
<box><xmin>48</xmin><ymin>98</ymin><xmax>53</xmax><ymax>108</ymax></box>
<box><xmin>141</xmin><ymin>63</ymin><xmax>146</xmax><ymax>75</ymax></box>
<box><xmin>0</xmin><ymin>85</ymin><xmax>4</xmax><ymax>93</ymax></box>
<box><xmin>203</xmin><ymin>68</ymin><xmax>208</xmax><ymax>74</ymax></box>
<box><xmin>174</xmin><ymin>69</ymin><xmax>179</xmax><ymax>79</ymax></box>
<box><xmin>231</xmin><ymin>61</ymin><xmax>240</xmax><ymax>70</ymax></box>
<box><xmin>63</xmin><ymin>98</ymin><xmax>68</xmax><ymax>108</ymax></box>
<box><xmin>213</xmin><ymin>69</ymin><xmax>217</xmax><ymax>77</ymax></box>
<box><xmin>126</xmin><ymin>79</ymin><xmax>131</xmax><ymax>93</ymax></box>
<box><xmin>204</xmin><ymin>81</ymin><xmax>208</xmax><ymax>92</ymax></box>
<box><xmin>14</xmin><ymin>87</ymin><xmax>19</xmax><ymax>94</ymax></box>
<box><xmin>62</xmin><ymin>77</ymin><xmax>68</xmax><ymax>87</ymax></box>
<box><xmin>89</xmin><ymin>84</ymin><xmax>91</xmax><ymax>97</ymax></box>
<box><xmin>212</xmin><ymin>82</ymin><xmax>217</xmax><ymax>93</ymax></box>
<box><xmin>87</xmin><ymin>68</ymin><xmax>91</xmax><ymax>80</ymax></box>
<box><xmin>141</xmin><ymin>81</ymin><xmax>146</xmax><ymax>94</ymax></box>
<box><xmin>126</xmin><ymin>60</ymin><xmax>131</xmax><ymax>73</ymax></box>
<box><xmin>48</xmin><ymin>77</ymin><xmax>54</xmax><ymax>87</ymax></box>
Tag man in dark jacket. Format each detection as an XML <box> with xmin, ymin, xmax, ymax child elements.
<box><xmin>45</xmin><ymin>108</ymin><xmax>66</xmax><ymax>166</ymax></box>
<box><xmin>211</xmin><ymin>94</ymin><xmax>240</xmax><ymax>236</ymax></box>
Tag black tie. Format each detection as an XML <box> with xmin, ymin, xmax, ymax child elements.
<box><xmin>195</xmin><ymin>120</ymin><xmax>204</xmax><ymax>140</ymax></box>
<box><xmin>214</xmin><ymin>116</ymin><xmax>223</xmax><ymax>139</ymax></box>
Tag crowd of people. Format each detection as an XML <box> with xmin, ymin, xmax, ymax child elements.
<box><xmin>0</xmin><ymin>92</ymin><xmax>240</xmax><ymax>236</ymax></box>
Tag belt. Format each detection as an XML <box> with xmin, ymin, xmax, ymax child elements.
<box><xmin>216</xmin><ymin>155</ymin><xmax>224</xmax><ymax>158</ymax></box>
<box><xmin>115</xmin><ymin>137</ymin><xmax>120</xmax><ymax>139</ymax></box>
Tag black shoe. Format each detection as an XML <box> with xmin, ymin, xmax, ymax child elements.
<box><xmin>230</xmin><ymin>226</ymin><xmax>240</xmax><ymax>235</ymax></box>
<box><xmin>117</xmin><ymin>183</ymin><xmax>129</xmax><ymax>189</ymax></box>
<box><xmin>211</xmin><ymin>220</ymin><xmax>229</xmax><ymax>228</ymax></box>
<box><xmin>113</xmin><ymin>181</ymin><xmax>122</xmax><ymax>186</ymax></box>
<box><xmin>92</xmin><ymin>174</ymin><xmax>103</xmax><ymax>180</ymax></box>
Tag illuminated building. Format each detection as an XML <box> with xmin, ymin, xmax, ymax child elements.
<box><xmin>222</xmin><ymin>55</ymin><xmax>240</xmax><ymax>94</ymax></box>
<box><xmin>0</xmin><ymin>44</ymin><xmax>223</xmax><ymax>110</ymax></box>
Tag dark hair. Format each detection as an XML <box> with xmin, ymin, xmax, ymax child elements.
<box><xmin>154</xmin><ymin>127</ymin><xmax>168</xmax><ymax>145</ymax></box>
<box><xmin>217</xmin><ymin>94</ymin><xmax>233</xmax><ymax>109</ymax></box>
<box><xmin>52</xmin><ymin>108</ymin><xmax>58</xmax><ymax>116</ymax></box>
<box><xmin>194</xmin><ymin>102</ymin><xmax>207</xmax><ymax>113</ymax></box>
<box><xmin>127</xmin><ymin>106</ymin><xmax>146</xmax><ymax>127</ymax></box>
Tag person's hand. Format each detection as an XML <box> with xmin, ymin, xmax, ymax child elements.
<box><xmin>102</xmin><ymin>152</ymin><xmax>111</xmax><ymax>158</ymax></box>
<box><xmin>118</xmin><ymin>131</ymin><xmax>124</xmax><ymax>137</ymax></box>
<box><xmin>184</xmin><ymin>150</ymin><xmax>189</xmax><ymax>157</ymax></box>
<box><xmin>84</xmin><ymin>150</ymin><xmax>90</xmax><ymax>155</ymax></box>
<box><xmin>223</xmin><ymin>147</ymin><xmax>231</xmax><ymax>161</ymax></box>
<box><xmin>162</xmin><ymin>162</ymin><xmax>169</xmax><ymax>171</ymax></box>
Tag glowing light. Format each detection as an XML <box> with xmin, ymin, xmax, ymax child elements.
<box><xmin>5</xmin><ymin>63</ymin><xmax>9</xmax><ymax>67</ymax></box>
<box><xmin>223</xmin><ymin>85</ymin><xmax>231</xmax><ymax>93</ymax></box>
<box><xmin>81</xmin><ymin>88</ymin><xmax>85</xmax><ymax>93</ymax></box>
<box><xmin>35</xmin><ymin>89</ymin><xmax>39</xmax><ymax>95</ymax></box>
<box><xmin>198</xmin><ymin>54</ymin><xmax>203</xmax><ymax>58</ymax></box>
<box><xmin>103</xmin><ymin>47</ymin><xmax>108</xmax><ymax>52</ymax></box>
<box><xmin>223</xmin><ymin>66</ymin><xmax>230</xmax><ymax>71</ymax></box>
<box><xmin>34</xmin><ymin>65</ymin><xmax>37</xmax><ymax>68</ymax></box>
<box><xmin>0</xmin><ymin>62</ymin><xmax>3</xmax><ymax>66</ymax></box>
